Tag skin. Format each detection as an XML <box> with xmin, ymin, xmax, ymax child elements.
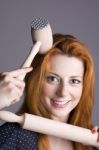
<box><xmin>0</xmin><ymin>52</ymin><xmax>98</xmax><ymax>148</ymax></box>
<box><xmin>41</xmin><ymin>54</ymin><xmax>84</xmax><ymax>122</ymax></box>
<box><xmin>40</xmin><ymin>54</ymin><xmax>99</xmax><ymax>149</ymax></box>
<box><xmin>0</xmin><ymin>67</ymin><xmax>33</xmax><ymax>109</ymax></box>
<box><xmin>40</xmin><ymin>54</ymin><xmax>84</xmax><ymax>150</ymax></box>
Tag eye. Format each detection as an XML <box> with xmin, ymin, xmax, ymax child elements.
<box><xmin>46</xmin><ymin>75</ymin><xmax>60</xmax><ymax>84</ymax></box>
<box><xmin>70</xmin><ymin>79</ymin><xmax>81</xmax><ymax>85</ymax></box>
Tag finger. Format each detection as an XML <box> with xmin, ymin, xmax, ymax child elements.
<box><xmin>11</xmin><ymin>84</ymin><xmax>23</xmax><ymax>99</ymax></box>
<box><xmin>95</xmin><ymin>127</ymin><xmax>99</xmax><ymax>142</ymax></box>
<box><xmin>17</xmin><ymin>67</ymin><xmax>33</xmax><ymax>80</ymax></box>
<box><xmin>97</xmin><ymin>132</ymin><xmax>99</xmax><ymax>142</ymax></box>
<box><xmin>7</xmin><ymin>82</ymin><xmax>24</xmax><ymax>104</ymax></box>
<box><xmin>21</xmin><ymin>41</ymin><xmax>41</xmax><ymax>68</ymax></box>
<box><xmin>5</xmin><ymin>76</ymin><xmax>25</xmax><ymax>90</ymax></box>
<box><xmin>13</xmin><ymin>84</ymin><xmax>24</xmax><ymax>99</ymax></box>
<box><xmin>9</xmin><ymin>85</ymin><xmax>23</xmax><ymax>105</ymax></box>
<box><xmin>2</xmin><ymin>76</ymin><xmax>25</xmax><ymax>95</ymax></box>
<box><xmin>91</xmin><ymin>126</ymin><xmax>99</xmax><ymax>142</ymax></box>
<box><xmin>2</xmin><ymin>67</ymin><xmax>33</xmax><ymax>78</ymax></box>
<box><xmin>91</xmin><ymin>126</ymin><xmax>99</xmax><ymax>133</ymax></box>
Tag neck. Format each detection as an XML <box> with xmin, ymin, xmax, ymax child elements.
<box><xmin>47</xmin><ymin>135</ymin><xmax>74</xmax><ymax>150</ymax></box>
<box><xmin>51</xmin><ymin>114</ymin><xmax>70</xmax><ymax>123</ymax></box>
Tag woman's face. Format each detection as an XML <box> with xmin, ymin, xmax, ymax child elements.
<box><xmin>40</xmin><ymin>54</ymin><xmax>84</xmax><ymax>122</ymax></box>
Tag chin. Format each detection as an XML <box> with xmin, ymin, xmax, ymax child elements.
<box><xmin>50</xmin><ymin>110</ymin><xmax>70</xmax><ymax>122</ymax></box>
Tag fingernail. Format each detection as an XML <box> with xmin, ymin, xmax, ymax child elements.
<box><xmin>91</xmin><ymin>129</ymin><xmax>96</xmax><ymax>133</ymax></box>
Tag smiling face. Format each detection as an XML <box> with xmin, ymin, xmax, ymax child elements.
<box><xmin>40</xmin><ymin>54</ymin><xmax>84</xmax><ymax>122</ymax></box>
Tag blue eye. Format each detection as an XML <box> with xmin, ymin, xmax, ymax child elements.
<box><xmin>46</xmin><ymin>75</ymin><xmax>60</xmax><ymax>84</ymax></box>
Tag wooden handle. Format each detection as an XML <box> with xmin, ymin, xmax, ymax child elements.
<box><xmin>0</xmin><ymin>110</ymin><xmax>99</xmax><ymax>147</ymax></box>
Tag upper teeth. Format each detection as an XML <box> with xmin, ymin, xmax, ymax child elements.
<box><xmin>52</xmin><ymin>100</ymin><xmax>67</xmax><ymax>104</ymax></box>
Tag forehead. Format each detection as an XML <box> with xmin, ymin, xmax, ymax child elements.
<box><xmin>48</xmin><ymin>54</ymin><xmax>84</xmax><ymax>77</ymax></box>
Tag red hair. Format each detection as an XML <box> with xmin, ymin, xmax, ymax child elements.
<box><xmin>20</xmin><ymin>34</ymin><xmax>94</xmax><ymax>150</ymax></box>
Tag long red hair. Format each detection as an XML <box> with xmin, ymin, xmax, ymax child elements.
<box><xmin>20</xmin><ymin>34</ymin><xmax>95</xmax><ymax>150</ymax></box>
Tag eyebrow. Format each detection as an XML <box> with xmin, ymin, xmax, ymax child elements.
<box><xmin>70</xmin><ymin>76</ymin><xmax>83</xmax><ymax>78</ymax></box>
<box><xmin>48</xmin><ymin>72</ymin><xmax>83</xmax><ymax>78</ymax></box>
<box><xmin>48</xmin><ymin>72</ymin><xmax>60</xmax><ymax>77</ymax></box>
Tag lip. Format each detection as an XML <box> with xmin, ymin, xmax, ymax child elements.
<box><xmin>51</xmin><ymin>99</ymin><xmax>71</xmax><ymax>109</ymax></box>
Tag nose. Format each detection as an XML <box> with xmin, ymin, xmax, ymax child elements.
<box><xmin>56</xmin><ymin>83</ymin><xmax>70</xmax><ymax>97</ymax></box>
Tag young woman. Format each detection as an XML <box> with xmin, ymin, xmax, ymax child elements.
<box><xmin>0</xmin><ymin>34</ymin><xmax>98</xmax><ymax>150</ymax></box>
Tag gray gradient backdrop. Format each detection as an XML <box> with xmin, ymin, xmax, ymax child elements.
<box><xmin>0</xmin><ymin>0</ymin><xmax>99</xmax><ymax>125</ymax></box>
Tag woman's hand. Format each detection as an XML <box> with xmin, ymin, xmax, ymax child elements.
<box><xmin>91</xmin><ymin>126</ymin><xmax>99</xmax><ymax>149</ymax></box>
<box><xmin>0</xmin><ymin>67</ymin><xmax>33</xmax><ymax>109</ymax></box>
<box><xmin>0</xmin><ymin>42</ymin><xmax>41</xmax><ymax>110</ymax></box>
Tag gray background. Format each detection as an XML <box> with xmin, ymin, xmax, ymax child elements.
<box><xmin>0</xmin><ymin>0</ymin><xmax>99</xmax><ymax>125</ymax></box>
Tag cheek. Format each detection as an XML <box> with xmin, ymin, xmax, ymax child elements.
<box><xmin>41</xmin><ymin>83</ymin><xmax>57</xmax><ymax>98</ymax></box>
<box><xmin>71</xmin><ymin>87</ymin><xmax>83</xmax><ymax>109</ymax></box>
<box><xmin>75</xmin><ymin>86</ymin><xmax>83</xmax><ymax>101</ymax></box>
<box><xmin>71</xmin><ymin>85</ymin><xmax>83</xmax><ymax>102</ymax></box>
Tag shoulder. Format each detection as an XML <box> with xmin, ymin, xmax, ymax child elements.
<box><xmin>0</xmin><ymin>122</ymin><xmax>39</xmax><ymax>149</ymax></box>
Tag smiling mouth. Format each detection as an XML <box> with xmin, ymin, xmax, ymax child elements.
<box><xmin>51</xmin><ymin>99</ymin><xmax>71</xmax><ymax>109</ymax></box>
